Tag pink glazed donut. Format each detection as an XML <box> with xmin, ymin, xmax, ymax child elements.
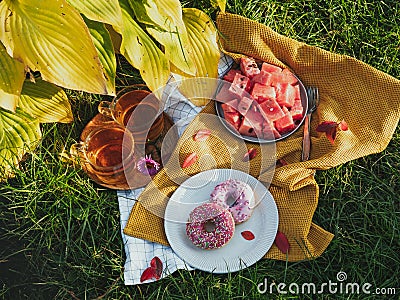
<box><xmin>186</xmin><ymin>203</ymin><xmax>235</xmax><ymax>250</ymax></box>
<box><xmin>210</xmin><ymin>179</ymin><xmax>254</xmax><ymax>224</ymax></box>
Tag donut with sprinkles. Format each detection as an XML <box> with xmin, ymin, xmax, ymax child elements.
<box><xmin>210</xmin><ymin>179</ymin><xmax>254</xmax><ymax>224</ymax></box>
<box><xmin>186</xmin><ymin>203</ymin><xmax>235</xmax><ymax>250</ymax></box>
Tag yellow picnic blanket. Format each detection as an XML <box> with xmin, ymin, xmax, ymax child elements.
<box><xmin>123</xmin><ymin>13</ymin><xmax>400</xmax><ymax>261</ymax></box>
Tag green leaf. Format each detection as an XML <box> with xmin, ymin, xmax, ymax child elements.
<box><xmin>0</xmin><ymin>0</ymin><xmax>110</xmax><ymax>95</ymax></box>
<box><xmin>0</xmin><ymin>41</ymin><xmax>25</xmax><ymax>112</ymax></box>
<box><xmin>18</xmin><ymin>79</ymin><xmax>73</xmax><ymax>124</ymax></box>
<box><xmin>119</xmin><ymin>0</ymin><xmax>170</xmax><ymax>96</ymax></box>
<box><xmin>66</xmin><ymin>0</ymin><xmax>123</xmax><ymax>31</ymax></box>
<box><xmin>84</xmin><ymin>16</ymin><xmax>116</xmax><ymax>95</ymax></box>
<box><xmin>0</xmin><ymin>108</ymin><xmax>41</xmax><ymax>181</ymax></box>
<box><xmin>210</xmin><ymin>0</ymin><xmax>226</xmax><ymax>12</ymax></box>
<box><xmin>129</xmin><ymin>0</ymin><xmax>196</xmax><ymax>76</ymax></box>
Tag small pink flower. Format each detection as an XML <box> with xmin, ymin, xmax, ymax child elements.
<box><xmin>137</xmin><ymin>155</ymin><xmax>160</xmax><ymax>176</ymax></box>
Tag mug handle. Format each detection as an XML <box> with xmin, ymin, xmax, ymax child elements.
<box><xmin>70</xmin><ymin>141</ymin><xmax>85</xmax><ymax>158</ymax></box>
<box><xmin>98</xmin><ymin>101</ymin><xmax>113</xmax><ymax>118</ymax></box>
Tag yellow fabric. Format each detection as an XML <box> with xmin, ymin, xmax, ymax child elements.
<box><xmin>123</xmin><ymin>13</ymin><xmax>400</xmax><ymax>262</ymax></box>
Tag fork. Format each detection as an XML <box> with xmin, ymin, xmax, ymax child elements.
<box><xmin>301</xmin><ymin>87</ymin><xmax>319</xmax><ymax>161</ymax></box>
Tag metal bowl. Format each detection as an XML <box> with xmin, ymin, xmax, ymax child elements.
<box><xmin>215</xmin><ymin>70</ymin><xmax>308</xmax><ymax>144</ymax></box>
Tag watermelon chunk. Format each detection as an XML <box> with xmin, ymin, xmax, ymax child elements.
<box><xmin>229</xmin><ymin>73</ymin><xmax>251</xmax><ymax>97</ymax></box>
<box><xmin>290</xmin><ymin>99</ymin><xmax>304</xmax><ymax>121</ymax></box>
<box><xmin>251</xmin><ymin>83</ymin><xmax>276</xmax><ymax>103</ymax></box>
<box><xmin>221</xmin><ymin>99</ymin><xmax>239</xmax><ymax>114</ymax></box>
<box><xmin>237</xmin><ymin>97</ymin><xmax>253</xmax><ymax>116</ymax></box>
<box><xmin>281</xmin><ymin>69</ymin><xmax>299</xmax><ymax>85</ymax></box>
<box><xmin>252</xmin><ymin>70</ymin><xmax>273</xmax><ymax>86</ymax></box>
<box><xmin>263</xmin><ymin>120</ymin><xmax>282</xmax><ymax>139</ymax></box>
<box><xmin>258</xmin><ymin>99</ymin><xmax>285</xmax><ymax>122</ymax></box>
<box><xmin>240</xmin><ymin>104</ymin><xmax>265</xmax><ymax>139</ymax></box>
<box><xmin>224</xmin><ymin>111</ymin><xmax>242</xmax><ymax>130</ymax></box>
<box><xmin>275</xmin><ymin>83</ymin><xmax>296</xmax><ymax>108</ymax></box>
<box><xmin>274</xmin><ymin>107</ymin><xmax>295</xmax><ymax>133</ymax></box>
<box><xmin>261</xmin><ymin>62</ymin><xmax>282</xmax><ymax>73</ymax></box>
<box><xmin>215</xmin><ymin>83</ymin><xmax>237</xmax><ymax>103</ymax></box>
<box><xmin>240</xmin><ymin>57</ymin><xmax>260</xmax><ymax>78</ymax></box>
<box><xmin>223</xmin><ymin>69</ymin><xmax>242</xmax><ymax>82</ymax></box>
<box><xmin>238</xmin><ymin>118</ymin><xmax>257</xmax><ymax>137</ymax></box>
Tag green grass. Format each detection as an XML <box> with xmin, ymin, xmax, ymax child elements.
<box><xmin>1</xmin><ymin>0</ymin><xmax>399</xmax><ymax>299</ymax></box>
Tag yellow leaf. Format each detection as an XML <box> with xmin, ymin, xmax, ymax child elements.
<box><xmin>210</xmin><ymin>0</ymin><xmax>226</xmax><ymax>12</ymax></box>
<box><xmin>173</xmin><ymin>8</ymin><xmax>220</xmax><ymax>106</ymax></box>
<box><xmin>0</xmin><ymin>42</ymin><xmax>25</xmax><ymax>112</ymax></box>
<box><xmin>129</xmin><ymin>0</ymin><xmax>196</xmax><ymax>76</ymax></box>
<box><xmin>119</xmin><ymin>0</ymin><xmax>170</xmax><ymax>97</ymax></box>
<box><xmin>0</xmin><ymin>0</ymin><xmax>110</xmax><ymax>95</ymax></box>
<box><xmin>0</xmin><ymin>108</ymin><xmax>41</xmax><ymax>181</ymax></box>
<box><xmin>67</xmin><ymin>0</ymin><xmax>123</xmax><ymax>31</ymax></box>
<box><xmin>84</xmin><ymin>17</ymin><xmax>116</xmax><ymax>95</ymax></box>
<box><xmin>19</xmin><ymin>79</ymin><xmax>73</xmax><ymax>123</ymax></box>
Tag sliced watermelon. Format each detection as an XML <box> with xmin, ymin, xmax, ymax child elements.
<box><xmin>262</xmin><ymin>119</ymin><xmax>281</xmax><ymax>139</ymax></box>
<box><xmin>261</xmin><ymin>62</ymin><xmax>282</xmax><ymax>73</ymax></box>
<box><xmin>221</xmin><ymin>99</ymin><xmax>239</xmax><ymax>114</ymax></box>
<box><xmin>275</xmin><ymin>83</ymin><xmax>296</xmax><ymax>108</ymax></box>
<box><xmin>252</xmin><ymin>70</ymin><xmax>273</xmax><ymax>86</ymax></box>
<box><xmin>281</xmin><ymin>69</ymin><xmax>299</xmax><ymax>85</ymax></box>
<box><xmin>229</xmin><ymin>73</ymin><xmax>251</xmax><ymax>97</ymax></box>
<box><xmin>258</xmin><ymin>99</ymin><xmax>285</xmax><ymax>122</ymax></box>
<box><xmin>251</xmin><ymin>83</ymin><xmax>276</xmax><ymax>103</ymax></box>
<box><xmin>237</xmin><ymin>97</ymin><xmax>253</xmax><ymax>116</ymax></box>
<box><xmin>274</xmin><ymin>107</ymin><xmax>295</xmax><ymax>133</ymax></box>
<box><xmin>240</xmin><ymin>104</ymin><xmax>265</xmax><ymax>139</ymax></box>
<box><xmin>224</xmin><ymin>111</ymin><xmax>242</xmax><ymax>130</ymax></box>
<box><xmin>215</xmin><ymin>83</ymin><xmax>237</xmax><ymax>103</ymax></box>
<box><xmin>238</xmin><ymin>118</ymin><xmax>257</xmax><ymax>137</ymax></box>
<box><xmin>240</xmin><ymin>57</ymin><xmax>261</xmax><ymax>78</ymax></box>
<box><xmin>290</xmin><ymin>99</ymin><xmax>304</xmax><ymax>121</ymax></box>
<box><xmin>223</xmin><ymin>69</ymin><xmax>242</xmax><ymax>83</ymax></box>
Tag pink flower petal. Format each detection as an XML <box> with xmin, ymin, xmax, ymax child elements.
<box><xmin>182</xmin><ymin>152</ymin><xmax>198</xmax><ymax>168</ymax></box>
<box><xmin>193</xmin><ymin>129</ymin><xmax>211</xmax><ymax>141</ymax></box>
<box><xmin>243</xmin><ymin>148</ymin><xmax>257</xmax><ymax>162</ymax></box>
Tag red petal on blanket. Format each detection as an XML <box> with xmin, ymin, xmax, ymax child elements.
<box><xmin>275</xmin><ymin>231</ymin><xmax>290</xmax><ymax>254</ymax></box>
<box><xmin>193</xmin><ymin>129</ymin><xmax>211</xmax><ymax>141</ymax></box>
<box><xmin>140</xmin><ymin>257</ymin><xmax>163</xmax><ymax>282</ymax></box>
<box><xmin>140</xmin><ymin>267</ymin><xmax>157</xmax><ymax>282</ymax></box>
<box><xmin>243</xmin><ymin>148</ymin><xmax>257</xmax><ymax>162</ymax></box>
<box><xmin>316</xmin><ymin>121</ymin><xmax>339</xmax><ymax>145</ymax></box>
<box><xmin>150</xmin><ymin>256</ymin><xmax>163</xmax><ymax>279</ymax></box>
<box><xmin>182</xmin><ymin>152</ymin><xmax>198</xmax><ymax>168</ymax></box>
<box><xmin>339</xmin><ymin>120</ymin><xmax>348</xmax><ymax>131</ymax></box>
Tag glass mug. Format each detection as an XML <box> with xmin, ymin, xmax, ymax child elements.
<box><xmin>70</xmin><ymin>125</ymin><xmax>135</xmax><ymax>189</ymax></box>
<box><xmin>98</xmin><ymin>85</ymin><xmax>164</xmax><ymax>144</ymax></box>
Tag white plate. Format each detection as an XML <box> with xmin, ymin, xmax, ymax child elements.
<box><xmin>164</xmin><ymin>169</ymin><xmax>279</xmax><ymax>273</ymax></box>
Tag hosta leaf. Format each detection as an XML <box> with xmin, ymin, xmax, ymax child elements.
<box><xmin>18</xmin><ymin>79</ymin><xmax>73</xmax><ymax>123</ymax></box>
<box><xmin>66</xmin><ymin>0</ymin><xmax>123</xmax><ymax>30</ymax></box>
<box><xmin>0</xmin><ymin>42</ymin><xmax>25</xmax><ymax>112</ymax></box>
<box><xmin>172</xmin><ymin>8</ymin><xmax>220</xmax><ymax>106</ymax></box>
<box><xmin>0</xmin><ymin>108</ymin><xmax>41</xmax><ymax>181</ymax></box>
<box><xmin>0</xmin><ymin>0</ymin><xmax>109</xmax><ymax>95</ymax></box>
<box><xmin>210</xmin><ymin>0</ymin><xmax>226</xmax><ymax>12</ymax></box>
<box><xmin>129</xmin><ymin>0</ymin><xmax>196</xmax><ymax>76</ymax></box>
<box><xmin>119</xmin><ymin>0</ymin><xmax>170</xmax><ymax>96</ymax></box>
<box><xmin>84</xmin><ymin>16</ymin><xmax>116</xmax><ymax>95</ymax></box>
<box><xmin>182</xmin><ymin>8</ymin><xmax>219</xmax><ymax>79</ymax></box>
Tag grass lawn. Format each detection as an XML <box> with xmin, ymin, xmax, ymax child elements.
<box><xmin>1</xmin><ymin>0</ymin><xmax>399</xmax><ymax>299</ymax></box>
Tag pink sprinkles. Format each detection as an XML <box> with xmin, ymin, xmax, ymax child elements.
<box><xmin>210</xmin><ymin>179</ymin><xmax>254</xmax><ymax>224</ymax></box>
<box><xmin>186</xmin><ymin>203</ymin><xmax>235</xmax><ymax>250</ymax></box>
